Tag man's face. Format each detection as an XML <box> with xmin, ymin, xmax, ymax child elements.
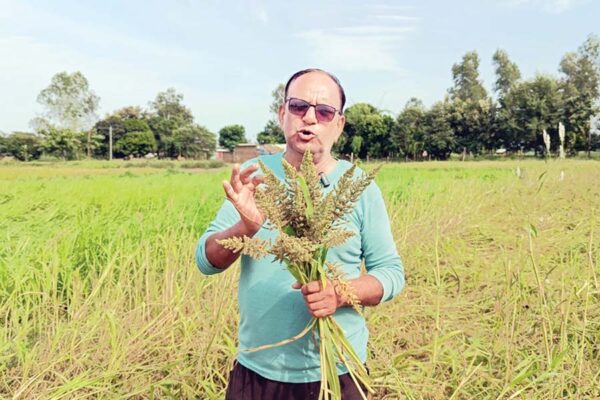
<box><xmin>278</xmin><ymin>72</ymin><xmax>345</xmax><ymax>160</ymax></box>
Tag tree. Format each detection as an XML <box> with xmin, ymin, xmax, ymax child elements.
<box><xmin>393</xmin><ymin>98</ymin><xmax>426</xmax><ymax>159</ymax></box>
<box><xmin>379</xmin><ymin>114</ymin><xmax>397</xmax><ymax>158</ymax></box>
<box><xmin>336</xmin><ymin>103</ymin><xmax>391</xmax><ymax>159</ymax></box>
<box><xmin>591</xmin><ymin>115</ymin><xmax>600</xmax><ymax>151</ymax></box>
<box><xmin>40</xmin><ymin>127</ymin><xmax>81</xmax><ymax>160</ymax></box>
<box><xmin>492</xmin><ymin>50</ymin><xmax>522</xmax><ymax>151</ymax></box>
<box><xmin>115</xmin><ymin>131</ymin><xmax>157</xmax><ymax>158</ymax></box>
<box><xmin>493</xmin><ymin>49</ymin><xmax>521</xmax><ymax>97</ymax></box>
<box><xmin>172</xmin><ymin>124</ymin><xmax>217</xmax><ymax>159</ymax></box>
<box><xmin>257</xmin><ymin>120</ymin><xmax>285</xmax><ymax>144</ymax></box>
<box><xmin>559</xmin><ymin>34</ymin><xmax>600</xmax><ymax>153</ymax></box>
<box><xmin>258</xmin><ymin>83</ymin><xmax>287</xmax><ymax>145</ymax></box>
<box><xmin>4</xmin><ymin>132</ymin><xmax>43</xmax><ymax>161</ymax></box>
<box><xmin>391</xmin><ymin>97</ymin><xmax>426</xmax><ymax>160</ymax></box>
<box><xmin>447</xmin><ymin>98</ymin><xmax>495</xmax><ymax>155</ymax></box>
<box><xmin>219</xmin><ymin>124</ymin><xmax>247</xmax><ymax>151</ymax></box>
<box><xmin>422</xmin><ymin>102</ymin><xmax>455</xmax><ymax>160</ymax></box>
<box><xmin>503</xmin><ymin>75</ymin><xmax>564</xmax><ymax>154</ymax></box>
<box><xmin>148</xmin><ymin>88</ymin><xmax>194</xmax><ymax>157</ymax></box>
<box><xmin>269</xmin><ymin>83</ymin><xmax>285</xmax><ymax>115</ymax></box>
<box><xmin>94</xmin><ymin>106</ymin><xmax>150</xmax><ymax>158</ymax></box>
<box><xmin>448</xmin><ymin>51</ymin><xmax>492</xmax><ymax>155</ymax></box>
<box><xmin>82</xmin><ymin>129</ymin><xmax>105</xmax><ymax>158</ymax></box>
<box><xmin>151</xmin><ymin>88</ymin><xmax>194</xmax><ymax>123</ymax></box>
<box><xmin>0</xmin><ymin>134</ymin><xmax>6</xmax><ymax>155</ymax></box>
<box><xmin>449</xmin><ymin>51</ymin><xmax>488</xmax><ymax>103</ymax></box>
<box><xmin>35</xmin><ymin>71</ymin><xmax>100</xmax><ymax>132</ymax></box>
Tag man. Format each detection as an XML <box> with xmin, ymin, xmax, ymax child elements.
<box><xmin>196</xmin><ymin>69</ymin><xmax>404</xmax><ymax>399</ymax></box>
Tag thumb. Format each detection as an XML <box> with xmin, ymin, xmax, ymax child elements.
<box><xmin>291</xmin><ymin>282</ymin><xmax>302</xmax><ymax>290</ymax></box>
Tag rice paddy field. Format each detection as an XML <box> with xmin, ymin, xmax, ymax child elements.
<box><xmin>0</xmin><ymin>159</ymin><xmax>598</xmax><ymax>399</ymax></box>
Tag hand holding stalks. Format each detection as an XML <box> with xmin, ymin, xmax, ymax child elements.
<box><xmin>293</xmin><ymin>280</ymin><xmax>344</xmax><ymax>318</ymax></box>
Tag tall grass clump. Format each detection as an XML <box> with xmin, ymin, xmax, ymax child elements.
<box><xmin>0</xmin><ymin>166</ymin><xmax>236</xmax><ymax>398</ymax></box>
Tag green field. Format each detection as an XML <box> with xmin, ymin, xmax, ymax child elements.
<box><xmin>1</xmin><ymin>159</ymin><xmax>598</xmax><ymax>399</ymax></box>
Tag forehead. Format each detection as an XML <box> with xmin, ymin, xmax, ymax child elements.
<box><xmin>287</xmin><ymin>72</ymin><xmax>341</xmax><ymax>107</ymax></box>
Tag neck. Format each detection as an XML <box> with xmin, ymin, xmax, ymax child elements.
<box><xmin>284</xmin><ymin>151</ymin><xmax>337</xmax><ymax>175</ymax></box>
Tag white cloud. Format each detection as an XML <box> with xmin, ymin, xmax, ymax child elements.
<box><xmin>297</xmin><ymin>28</ymin><xmax>406</xmax><ymax>72</ymax></box>
<box><xmin>333</xmin><ymin>26</ymin><xmax>416</xmax><ymax>36</ymax></box>
<box><xmin>296</xmin><ymin>9</ymin><xmax>418</xmax><ymax>73</ymax></box>
<box><xmin>499</xmin><ymin>0</ymin><xmax>589</xmax><ymax>13</ymax></box>
<box><xmin>247</xmin><ymin>0</ymin><xmax>269</xmax><ymax>25</ymax></box>
<box><xmin>368</xmin><ymin>4</ymin><xmax>417</xmax><ymax>11</ymax></box>
<box><xmin>372</xmin><ymin>15</ymin><xmax>420</xmax><ymax>22</ymax></box>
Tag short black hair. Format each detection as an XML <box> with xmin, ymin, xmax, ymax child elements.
<box><xmin>283</xmin><ymin>68</ymin><xmax>346</xmax><ymax>112</ymax></box>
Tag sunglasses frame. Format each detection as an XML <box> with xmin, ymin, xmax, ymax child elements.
<box><xmin>285</xmin><ymin>97</ymin><xmax>342</xmax><ymax>123</ymax></box>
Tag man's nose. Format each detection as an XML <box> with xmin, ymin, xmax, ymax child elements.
<box><xmin>302</xmin><ymin>105</ymin><xmax>318</xmax><ymax>124</ymax></box>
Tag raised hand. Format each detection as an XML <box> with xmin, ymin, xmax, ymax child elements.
<box><xmin>223</xmin><ymin>163</ymin><xmax>265</xmax><ymax>234</ymax></box>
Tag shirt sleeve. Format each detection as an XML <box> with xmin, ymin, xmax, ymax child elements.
<box><xmin>195</xmin><ymin>199</ymin><xmax>241</xmax><ymax>275</ymax></box>
<box><xmin>359</xmin><ymin>181</ymin><xmax>405</xmax><ymax>302</ymax></box>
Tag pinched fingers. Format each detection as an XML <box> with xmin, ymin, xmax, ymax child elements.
<box><xmin>239</xmin><ymin>164</ymin><xmax>260</xmax><ymax>185</ymax></box>
<box><xmin>224</xmin><ymin>163</ymin><xmax>264</xmax><ymax>202</ymax></box>
<box><xmin>251</xmin><ymin>175</ymin><xmax>264</xmax><ymax>187</ymax></box>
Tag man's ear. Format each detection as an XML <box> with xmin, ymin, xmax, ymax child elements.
<box><xmin>278</xmin><ymin>104</ymin><xmax>285</xmax><ymax>126</ymax></box>
<box><xmin>334</xmin><ymin>114</ymin><xmax>346</xmax><ymax>141</ymax></box>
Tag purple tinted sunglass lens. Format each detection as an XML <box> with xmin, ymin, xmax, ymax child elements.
<box><xmin>316</xmin><ymin>106</ymin><xmax>336</xmax><ymax>122</ymax></box>
<box><xmin>288</xmin><ymin>99</ymin><xmax>310</xmax><ymax>116</ymax></box>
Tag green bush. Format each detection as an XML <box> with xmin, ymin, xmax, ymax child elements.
<box><xmin>114</xmin><ymin>131</ymin><xmax>157</xmax><ymax>157</ymax></box>
<box><xmin>122</xmin><ymin>119</ymin><xmax>151</xmax><ymax>133</ymax></box>
<box><xmin>5</xmin><ymin>132</ymin><xmax>43</xmax><ymax>161</ymax></box>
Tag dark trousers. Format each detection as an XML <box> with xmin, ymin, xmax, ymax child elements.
<box><xmin>225</xmin><ymin>361</ymin><xmax>370</xmax><ymax>400</ymax></box>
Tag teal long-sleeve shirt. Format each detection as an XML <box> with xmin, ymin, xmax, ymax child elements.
<box><xmin>195</xmin><ymin>152</ymin><xmax>404</xmax><ymax>383</ymax></box>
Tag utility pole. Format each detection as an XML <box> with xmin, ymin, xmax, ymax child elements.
<box><xmin>109</xmin><ymin>125</ymin><xmax>113</xmax><ymax>161</ymax></box>
<box><xmin>86</xmin><ymin>129</ymin><xmax>92</xmax><ymax>158</ymax></box>
<box><xmin>589</xmin><ymin>116</ymin><xmax>593</xmax><ymax>159</ymax></box>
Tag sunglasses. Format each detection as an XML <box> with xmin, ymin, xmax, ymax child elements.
<box><xmin>285</xmin><ymin>97</ymin><xmax>341</xmax><ymax>123</ymax></box>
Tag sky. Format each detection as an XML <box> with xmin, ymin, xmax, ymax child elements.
<box><xmin>0</xmin><ymin>0</ymin><xmax>598</xmax><ymax>141</ymax></box>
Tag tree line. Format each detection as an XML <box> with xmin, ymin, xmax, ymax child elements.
<box><xmin>1</xmin><ymin>34</ymin><xmax>599</xmax><ymax>161</ymax></box>
<box><xmin>335</xmin><ymin>35</ymin><xmax>600</xmax><ymax>160</ymax></box>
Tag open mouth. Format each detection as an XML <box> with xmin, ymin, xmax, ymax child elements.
<box><xmin>298</xmin><ymin>129</ymin><xmax>316</xmax><ymax>140</ymax></box>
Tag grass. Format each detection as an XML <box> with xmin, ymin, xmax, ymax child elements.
<box><xmin>0</xmin><ymin>159</ymin><xmax>598</xmax><ymax>399</ymax></box>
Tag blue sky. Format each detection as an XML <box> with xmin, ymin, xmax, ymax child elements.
<box><xmin>0</xmin><ymin>0</ymin><xmax>598</xmax><ymax>141</ymax></box>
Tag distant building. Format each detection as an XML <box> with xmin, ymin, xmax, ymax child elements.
<box><xmin>215</xmin><ymin>148</ymin><xmax>233</xmax><ymax>163</ymax></box>
<box><xmin>233</xmin><ymin>144</ymin><xmax>259</xmax><ymax>163</ymax></box>
<box><xmin>216</xmin><ymin>143</ymin><xmax>286</xmax><ymax>163</ymax></box>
